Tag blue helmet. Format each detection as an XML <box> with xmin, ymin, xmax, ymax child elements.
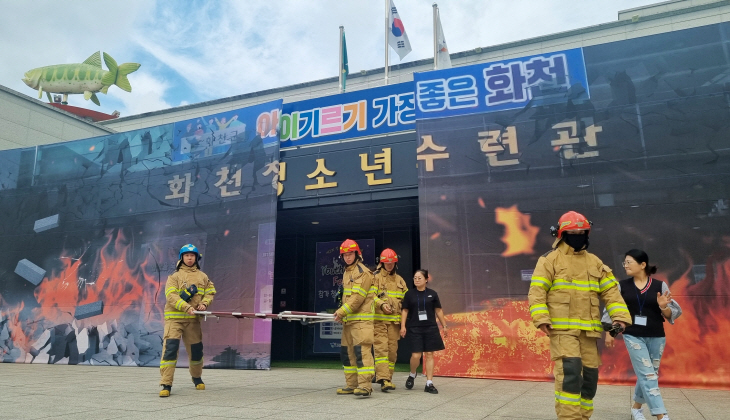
<box><xmin>179</xmin><ymin>244</ymin><xmax>201</xmax><ymax>261</ymax></box>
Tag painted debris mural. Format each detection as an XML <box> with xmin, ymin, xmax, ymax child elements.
<box><xmin>0</xmin><ymin>99</ymin><xmax>283</xmax><ymax>369</ymax></box>
<box><xmin>415</xmin><ymin>23</ymin><xmax>730</xmax><ymax>389</ymax></box>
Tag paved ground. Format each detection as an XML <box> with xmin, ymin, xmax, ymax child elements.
<box><xmin>0</xmin><ymin>364</ymin><xmax>728</xmax><ymax>419</ymax></box>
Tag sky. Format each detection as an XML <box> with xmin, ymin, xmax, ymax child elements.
<box><xmin>0</xmin><ymin>0</ymin><xmax>661</xmax><ymax>118</ymax></box>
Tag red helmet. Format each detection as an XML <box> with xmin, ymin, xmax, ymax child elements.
<box><xmin>552</xmin><ymin>211</ymin><xmax>592</xmax><ymax>239</ymax></box>
<box><xmin>379</xmin><ymin>248</ymin><xmax>398</xmax><ymax>263</ymax></box>
<box><xmin>339</xmin><ymin>239</ymin><xmax>361</xmax><ymax>255</ymax></box>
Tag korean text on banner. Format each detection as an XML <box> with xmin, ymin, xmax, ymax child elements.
<box><xmin>279</xmin><ymin>82</ymin><xmax>415</xmax><ymax>147</ymax></box>
<box><xmin>414</xmin><ymin>48</ymin><xmax>589</xmax><ymax>120</ymax></box>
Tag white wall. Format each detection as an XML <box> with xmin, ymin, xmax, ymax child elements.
<box><xmin>0</xmin><ymin>86</ymin><xmax>114</xmax><ymax>151</ymax></box>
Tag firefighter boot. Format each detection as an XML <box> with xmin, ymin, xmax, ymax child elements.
<box><xmin>381</xmin><ymin>379</ymin><xmax>396</xmax><ymax>392</ymax></box>
<box><xmin>336</xmin><ymin>387</ymin><xmax>355</xmax><ymax>395</ymax></box>
<box><xmin>159</xmin><ymin>385</ymin><xmax>171</xmax><ymax>397</ymax></box>
<box><xmin>354</xmin><ymin>387</ymin><xmax>372</xmax><ymax>397</ymax></box>
<box><xmin>192</xmin><ymin>377</ymin><xmax>205</xmax><ymax>390</ymax></box>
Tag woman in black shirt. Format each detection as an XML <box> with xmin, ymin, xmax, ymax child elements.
<box><xmin>400</xmin><ymin>269</ymin><xmax>447</xmax><ymax>394</ymax></box>
<box><xmin>603</xmin><ymin>249</ymin><xmax>681</xmax><ymax>420</ymax></box>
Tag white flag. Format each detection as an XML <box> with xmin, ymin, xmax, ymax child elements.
<box><xmin>388</xmin><ymin>0</ymin><xmax>412</xmax><ymax>60</ymax></box>
<box><xmin>435</xmin><ymin>10</ymin><xmax>451</xmax><ymax>69</ymax></box>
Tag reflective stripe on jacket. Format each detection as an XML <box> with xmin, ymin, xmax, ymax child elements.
<box><xmin>373</xmin><ymin>268</ymin><xmax>408</xmax><ymax>323</ymax></box>
<box><xmin>164</xmin><ymin>264</ymin><xmax>216</xmax><ymax>320</ymax></box>
<box><xmin>335</xmin><ymin>261</ymin><xmax>375</xmax><ymax>323</ymax></box>
<box><xmin>527</xmin><ymin>241</ymin><xmax>631</xmax><ymax>338</ymax></box>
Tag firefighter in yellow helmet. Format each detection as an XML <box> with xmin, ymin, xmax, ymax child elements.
<box><xmin>333</xmin><ymin>239</ymin><xmax>376</xmax><ymax>397</ymax></box>
<box><xmin>528</xmin><ymin>212</ymin><xmax>631</xmax><ymax>419</ymax></box>
<box><xmin>372</xmin><ymin>248</ymin><xmax>408</xmax><ymax>391</ymax></box>
<box><xmin>159</xmin><ymin>244</ymin><xmax>216</xmax><ymax>397</ymax></box>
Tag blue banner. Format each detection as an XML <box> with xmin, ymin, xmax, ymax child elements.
<box><xmin>172</xmin><ymin>101</ymin><xmax>282</xmax><ymax>162</ymax></box>
<box><xmin>413</xmin><ymin>48</ymin><xmax>589</xmax><ymax>120</ymax></box>
<box><xmin>280</xmin><ymin>83</ymin><xmax>414</xmax><ymax>147</ymax></box>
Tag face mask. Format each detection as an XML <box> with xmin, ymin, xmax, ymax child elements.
<box><xmin>563</xmin><ymin>232</ymin><xmax>589</xmax><ymax>251</ymax></box>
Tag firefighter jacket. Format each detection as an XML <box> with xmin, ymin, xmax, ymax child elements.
<box><xmin>164</xmin><ymin>264</ymin><xmax>216</xmax><ymax>320</ymax></box>
<box><xmin>528</xmin><ymin>241</ymin><xmax>631</xmax><ymax>338</ymax></box>
<box><xmin>334</xmin><ymin>261</ymin><xmax>375</xmax><ymax>323</ymax></box>
<box><xmin>373</xmin><ymin>268</ymin><xmax>408</xmax><ymax>323</ymax></box>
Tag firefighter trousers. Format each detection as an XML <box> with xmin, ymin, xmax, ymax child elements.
<box><xmin>160</xmin><ymin>319</ymin><xmax>204</xmax><ymax>386</ymax></box>
<box><xmin>550</xmin><ymin>332</ymin><xmax>600</xmax><ymax>420</ymax></box>
<box><xmin>340</xmin><ymin>321</ymin><xmax>374</xmax><ymax>391</ymax></box>
<box><xmin>373</xmin><ymin>322</ymin><xmax>400</xmax><ymax>381</ymax></box>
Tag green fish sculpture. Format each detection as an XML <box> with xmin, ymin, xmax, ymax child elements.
<box><xmin>22</xmin><ymin>51</ymin><xmax>140</xmax><ymax>106</ymax></box>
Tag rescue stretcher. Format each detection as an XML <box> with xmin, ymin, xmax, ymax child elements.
<box><xmin>193</xmin><ymin>310</ymin><xmax>335</xmax><ymax>325</ymax></box>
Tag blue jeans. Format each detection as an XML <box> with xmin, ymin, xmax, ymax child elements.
<box><xmin>623</xmin><ymin>335</ymin><xmax>667</xmax><ymax>416</ymax></box>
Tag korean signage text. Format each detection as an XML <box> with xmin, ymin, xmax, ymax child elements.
<box><xmin>414</xmin><ymin>48</ymin><xmax>589</xmax><ymax>119</ymax></box>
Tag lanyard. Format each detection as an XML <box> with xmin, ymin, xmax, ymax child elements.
<box><xmin>417</xmin><ymin>289</ymin><xmax>427</xmax><ymax>312</ymax></box>
<box><xmin>634</xmin><ymin>277</ymin><xmax>652</xmax><ymax>316</ymax></box>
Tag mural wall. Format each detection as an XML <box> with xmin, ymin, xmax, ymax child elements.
<box><xmin>415</xmin><ymin>23</ymin><xmax>730</xmax><ymax>389</ymax></box>
<box><xmin>0</xmin><ymin>100</ymin><xmax>283</xmax><ymax>369</ymax></box>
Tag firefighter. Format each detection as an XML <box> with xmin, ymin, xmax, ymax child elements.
<box><xmin>528</xmin><ymin>211</ymin><xmax>631</xmax><ymax>419</ymax></box>
<box><xmin>372</xmin><ymin>248</ymin><xmax>408</xmax><ymax>392</ymax></box>
<box><xmin>159</xmin><ymin>244</ymin><xmax>216</xmax><ymax>397</ymax></box>
<box><xmin>333</xmin><ymin>239</ymin><xmax>376</xmax><ymax>397</ymax></box>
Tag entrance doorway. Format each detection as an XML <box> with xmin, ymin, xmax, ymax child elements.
<box><xmin>271</xmin><ymin>197</ymin><xmax>420</xmax><ymax>363</ymax></box>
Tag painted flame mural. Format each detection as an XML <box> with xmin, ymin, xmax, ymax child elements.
<box><xmin>0</xmin><ymin>100</ymin><xmax>283</xmax><ymax>368</ymax></box>
<box><xmin>495</xmin><ymin>205</ymin><xmax>540</xmax><ymax>257</ymax></box>
<box><xmin>419</xmin><ymin>23</ymin><xmax>730</xmax><ymax>389</ymax></box>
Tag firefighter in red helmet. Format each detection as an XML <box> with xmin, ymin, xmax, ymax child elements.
<box><xmin>372</xmin><ymin>248</ymin><xmax>408</xmax><ymax>391</ymax></box>
<box><xmin>528</xmin><ymin>212</ymin><xmax>631</xmax><ymax>419</ymax></box>
<box><xmin>334</xmin><ymin>239</ymin><xmax>376</xmax><ymax>397</ymax></box>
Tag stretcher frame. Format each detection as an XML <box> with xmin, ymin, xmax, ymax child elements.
<box><xmin>193</xmin><ymin>310</ymin><xmax>335</xmax><ymax>325</ymax></box>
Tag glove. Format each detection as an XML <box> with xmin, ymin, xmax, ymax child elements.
<box><xmin>179</xmin><ymin>284</ymin><xmax>198</xmax><ymax>302</ymax></box>
<box><xmin>334</xmin><ymin>285</ymin><xmax>344</xmax><ymax>308</ymax></box>
<box><xmin>602</xmin><ymin>322</ymin><xmax>625</xmax><ymax>337</ymax></box>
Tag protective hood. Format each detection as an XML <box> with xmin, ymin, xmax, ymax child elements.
<box><xmin>563</xmin><ymin>232</ymin><xmax>590</xmax><ymax>252</ymax></box>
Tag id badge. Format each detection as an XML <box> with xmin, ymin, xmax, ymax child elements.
<box><xmin>418</xmin><ymin>310</ymin><xmax>428</xmax><ymax>321</ymax></box>
<box><xmin>634</xmin><ymin>315</ymin><xmax>648</xmax><ymax>326</ymax></box>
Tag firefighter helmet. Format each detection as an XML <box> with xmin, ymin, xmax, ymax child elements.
<box><xmin>179</xmin><ymin>244</ymin><xmax>201</xmax><ymax>261</ymax></box>
<box><xmin>339</xmin><ymin>239</ymin><xmax>361</xmax><ymax>255</ymax></box>
<box><xmin>378</xmin><ymin>248</ymin><xmax>399</xmax><ymax>263</ymax></box>
<box><xmin>551</xmin><ymin>211</ymin><xmax>592</xmax><ymax>239</ymax></box>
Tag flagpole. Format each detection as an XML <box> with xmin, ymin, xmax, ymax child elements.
<box><xmin>384</xmin><ymin>0</ymin><xmax>389</xmax><ymax>85</ymax></box>
<box><xmin>339</xmin><ymin>25</ymin><xmax>344</xmax><ymax>93</ymax></box>
<box><xmin>433</xmin><ymin>3</ymin><xmax>438</xmax><ymax>70</ymax></box>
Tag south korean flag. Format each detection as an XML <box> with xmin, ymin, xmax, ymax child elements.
<box><xmin>388</xmin><ymin>0</ymin><xmax>412</xmax><ymax>60</ymax></box>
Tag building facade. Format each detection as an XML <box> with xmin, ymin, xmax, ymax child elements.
<box><xmin>1</xmin><ymin>0</ymin><xmax>728</xmax><ymax>388</ymax></box>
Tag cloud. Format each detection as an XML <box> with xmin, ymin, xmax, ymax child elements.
<box><xmin>129</xmin><ymin>1</ymin><xmax>344</xmax><ymax>99</ymax></box>
<box><xmin>0</xmin><ymin>0</ymin><xmax>663</xmax><ymax>118</ymax></box>
<box><xmin>127</xmin><ymin>0</ymin><xmax>660</xmax><ymax>101</ymax></box>
<box><xmin>0</xmin><ymin>1</ymin><xmax>151</xmax><ymax>93</ymax></box>
<box><xmin>106</xmin><ymin>72</ymin><xmax>173</xmax><ymax>115</ymax></box>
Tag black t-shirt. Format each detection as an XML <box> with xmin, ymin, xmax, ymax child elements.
<box><xmin>402</xmin><ymin>287</ymin><xmax>441</xmax><ymax>327</ymax></box>
<box><xmin>620</xmin><ymin>278</ymin><xmax>666</xmax><ymax>337</ymax></box>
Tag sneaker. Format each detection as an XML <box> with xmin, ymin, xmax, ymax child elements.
<box><xmin>336</xmin><ymin>387</ymin><xmax>355</xmax><ymax>395</ymax></box>
<box><xmin>661</xmin><ymin>416</ymin><xmax>670</xmax><ymax>420</ymax></box>
<box><xmin>405</xmin><ymin>375</ymin><xmax>415</xmax><ymax>390</ymax></box>
<box><xmin>631</xmin><ymin>408</ymin><xmax>646</xmax><ymax>420</ymax></box>
<box><xmin>192</xmin><ymin>377</ymin><xmax>205</xmax><ymax>390</ymax></box>
<box><xmin>159</xmin><ymin>385</ymin><xmax>171</xmax><ymax>397</ymax></box>
<box><xmin>381</xmin><ymin>380</ymin><xmax>396</xmax><ymax>392</ymax></box>
<box><xmin>424</xmin><ymin>383</ymin><xmax>438</xmax><ymax>394</ymax></box>
<box><xmin>353</xmin><ymin>387</ymin><xmax>372</xmax><ymax>397</ymax></box>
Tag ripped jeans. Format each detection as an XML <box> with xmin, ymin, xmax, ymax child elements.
<box><xmin>623</xmin><ymin>335</ymin><xmax>667</xmax><ymax>416</ymax></box>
